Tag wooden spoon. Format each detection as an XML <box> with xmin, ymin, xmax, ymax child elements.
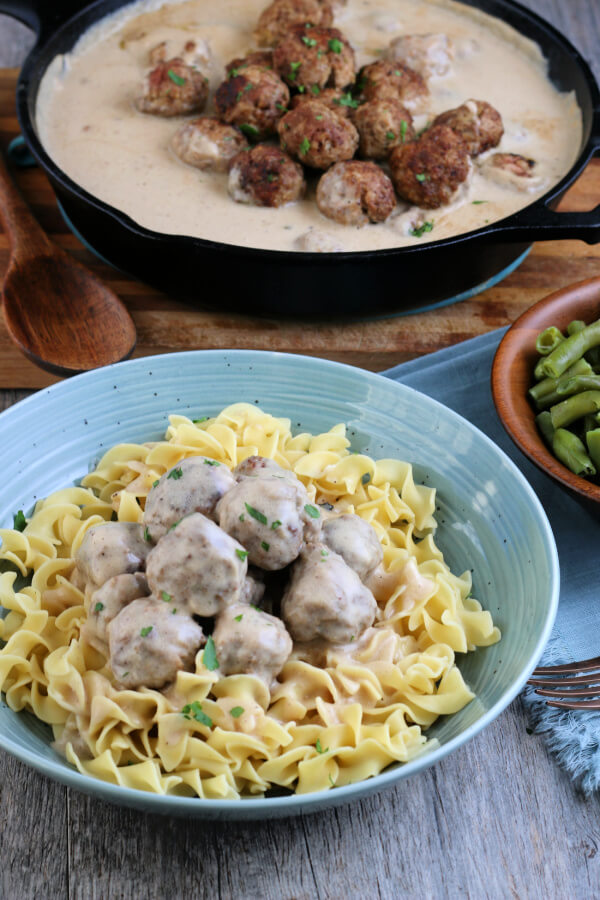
<box><xmin>0</xmin><ymin>150</ymin><xmax>136</xmax><ymax>377</ymax></box>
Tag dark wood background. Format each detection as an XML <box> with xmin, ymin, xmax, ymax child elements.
<box><xmin>1</xmin><ymin>1</ymin><xmax>600</xmax><ymax>897</ymax></box>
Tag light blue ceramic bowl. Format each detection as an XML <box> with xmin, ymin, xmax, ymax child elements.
<box><xmin>0</xmin><ymin>351</ymin><xmax>558</xmax><ymax>819</ymax></box>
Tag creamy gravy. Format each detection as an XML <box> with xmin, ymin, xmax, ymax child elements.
<box><xmin>36</xmin><ymin>0</ymin><xmax>582</xmax><ymax>251</ymax></box>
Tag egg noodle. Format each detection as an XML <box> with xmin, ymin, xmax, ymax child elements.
<box><xmin>0</xmin><ymin>404</ymin><xmax>499</xmax><ymax>798</ymax></box>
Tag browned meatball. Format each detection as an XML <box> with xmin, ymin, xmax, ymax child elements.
<box><xmin>389</xmin><ymin>124</ymin><xmax>470</xmax><ymax>208</ymax></box>
<box><xmin>215</xmin><ymin>65</ymin><xmax>290</xmax><ymax>140</ymax></box>
<box><xmin>291</xmin><ymin>87</ymin><xmax>355</xmax><ymax>117</ymax></box>
<box><xmin>273</xmin><ymin>25</ymin><xmax>356</xmax><ymax>92</ymax></box>
<box><xmin>432</xmin><ymin>99</ymin><xmax>503</xmax><ymax>156</ymax></box>
<box><xmin>358</xmin><ymin>60</ymin><xmax>428</xmax><ymax>109</ymax></box>
<box><xmin>135</xmin><ymin>57</ymin><xmax>209</xmax><ymax>117</ymax></box>
<box><xmin>316</xmin><ymin>161</ymin><xmax>395</xmax><ymax>225</ymax></box>
<box><xmin>226</xmin><ymin>50</ymin><xmax>274</xmax><ymax>76</ymax></box>
<box><xmin>172</xmin><ymin>117</ymin><xmax>247</xmax><ymax>172</ymax></box>
<box><xmin>229</xmin><ymin>145</ymin><xmax>305</xmax><ymax>207</ymax></box>
<box><xmin>255</xmin><ymin>0</ymin><xmax>334</xmax><ymax>47</ymax></box>
<box><xmin>277</xmin><ymin>102</ymin><xmax>358</xmax><ymax>169</ymax></box>
<box><xmin>353</xmin><ymin>98</ymin><xmax>415</xmax><ymax>159</ymax></box>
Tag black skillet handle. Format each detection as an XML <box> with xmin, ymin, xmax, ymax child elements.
<box><xmin>489</xmin><ymin>120</ymin><xmax>600</xmax><ymax>245</ymax></box>
<box><xmin>0</xmin><ymin>0</ymin><xmax>88</xmax><ymax>40</ymax></box>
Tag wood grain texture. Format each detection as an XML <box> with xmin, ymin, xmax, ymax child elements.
<box><xmin>1</xmin><ymin>2</ymin><xmax>600</xmax><ymax>897</ymax></box>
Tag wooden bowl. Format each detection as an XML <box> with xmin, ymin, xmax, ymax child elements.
<box><xmin>492</xmin><ymin>276</ymin><xmax>600</xmax><ymax>517</ymax></box>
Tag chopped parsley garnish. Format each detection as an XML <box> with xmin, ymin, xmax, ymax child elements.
<box><xmin>361</xmin><ymin>472</ymin><xmax>371</xmax><ymax>485</ymax></box>
<box><xmin>271</xmin><ymin>519</ymin><xmax>282</xmax><ymax>530</ymax></box>
<box><xmin>321</xmin><ymin>548</ymin><xmax>328</xmax><ymax>557</ymax></box>
<box><xmin>316</xmin><ymin>738</ymin><xmax>329</xmax><ymax>754</ymax></box>
<box><xmin>311</xmin><ymin>85</ymin><xmax>321</xmax><ymax>95</ymax></box>
<box><xmin>152</xmin><ymin>479</ymin><xmax>160</xmax><ymax>488</ymax></box>
<box><xmin>275</xmin><ymin>102</ymin><xmax>287</xmax><ymax>111</ymax></box>
<box><xmin>289</xmin><ymin>61</ymin><xmax>301</xmax><ymax>81</ymax></box>
<box><xmin>334</xmin><ymin>92</ymin><xmax>358</xmax><ymax>109</ymax></box>
<box><xmin>385</xmin><ymin>131</ymin><xmax>395</xmax><ymax>141</ymax></box>
<box><xmin>229</xmin><ymin>67</ymin><xmax>240</xmax><ymax>78</ymax></box>
<box><xmin>400</xmin><ymin>119</ymin><xmax>408</xmax><ymax>142</ymax></box>
<box><xmin>240</xmin><ymin>123</ymin><xmax>259</xmax><ymax>138</ymax></box>
<box><xmin>297</xmin><ymin>86</ymin><xmax>306</xmax><ymax>93</ymax></box>
<box><xmin>302</xmin><ymin>35</ymin><xmax>317</xmax><ymax>47</ymax></box>
<box><xmin>349</xmin><ymin>635</ymin><xmax>355</xmax><ymax>642</ymax></box>
<box><xmin>182</xmin><ymin>701</ymin><xmax>212</xmax><ymax>727</ymax></box>
<box><xmin>244</xmin><ymin>82</ymin><xmax>254</xmax><ymax>92</ymax></box>
<box><xmin>304</xmin><ymin>504</ymin><xmax>320</xmax><ymax>519</ymax></box>
<box><xmin>161</xmin><ymin>590</ymin><xmax>172</xmax><ymax>603</ymax></box>
<box><xmin>168</xmin><ymin>467</ymin><xmax>183</xmax><ymax>480</ymax></box>
<box><xmin>472</xmin><ymin>200</ymin><xmax>487</xmax><ymax>204</ymax></box>
<box><xmin>167</xmin><ymin>69</ymin><xmax>186</xmax><ymax>87</ymax></box>
<box><xmin>169</xmin><ymin>519</ymin><xmax>181</xmax><ymax>532</ymax></box>
<box><xmin>315</xmin><ymin>114</ymin><xmax>324</xmax><ymax>121</ymax></box>
<box><xmin>267</xmin><ymin>174</ymin><xmax>277</xmax><ymax>182</ymax></box>
<box><xmin>230</xmin><ymin>706</ymin><xmax>245</xmax><ymax>718</ymax></box>
<box><xmin>261</xmin><ymin>541</ymin><xmax>270</xmax><ymax>552</ymax></box>
<box><xmin>394</xmin><ymin>69</ymin><xmax>402</xmax><ymax>77</ymax></box>
<box><xmin>140</xmin><ymin>626</ymin><xmax>153</xmax><ymax>637</ymax></box>
<box><xmin>329</xmin><ymin>774</ymin><xmax>336</xmax><ymax>787</ymax></box>
<box><xmin>410</xmin><ymin>221</ymin><xmax>434</xmax><ymax>238</ymax></box>
<box><xmin>203</xmin><ymin>635</ymin><xmax>219</xmax><ymax>671</ymax></box>
<box><xmin>415</xmin><ymin>173</ymin><xmax>428</xmax><ymax>183</ymax></box>
<box><xmin>172</xmin><ymin>608</ymin><xmax>177</xmax><ymax>614</ymax></box>
<box><xmin>13</xmin><ymin>510</ymin><xmax>26</xmax><ymax>532</ymax></box>
<box><xmin>328</xmin><ymin>38</ymin><xmax>343</xmax><ymax>53</ymax></box>
<box><xmin>234</xmin><ymin>613</ymin><xmax>243</xmax><ymax>622</ymax></box>
<box><xmin>244</xmin><ymin>503</ymin><xmax>268</xmax><ymax>525</ymax></box>
<box><xmin>239</xmin><ymin>513</ymin><xmax>246</xmax><ymax>522</ymax></box>
<box><xmin>235</xmin><ymin>548</ymin><xmax>249</xmax><ymax>561</ymax></box>
<box><xmin>144</xmin><ymin>526</ymin><xmax>152</xmax><ymax>542</ymax></box>
<box><xmin>94</xmin><ymin>602</ymin><xmax>104</xmax><ymax>613</ymax></box>
<box><xmin>299</xmin><ymin>137</ymin><xmax>311</xmax><ymax>156</ymax></box>
<box><xmin>204</xmin><ymin>459</ymin><xmax>220</xmax><ymax>466</ymax></box>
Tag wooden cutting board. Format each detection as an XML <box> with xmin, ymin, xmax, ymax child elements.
<box><xmin>1</xmin><ymin>67</ymin><xmax>599</xmax><ymax>389</ymax></box>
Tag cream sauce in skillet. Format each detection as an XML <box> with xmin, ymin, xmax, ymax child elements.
<box><xmin>36</xmin><ymin>0</ymin><xmax>582</xmax><ymax>252</ymax></box>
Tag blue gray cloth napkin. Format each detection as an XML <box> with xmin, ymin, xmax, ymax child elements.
<box><xmin>384</xmin><ymin>331</ymin><xmax>600</xmax><ymax>794</ymax></box>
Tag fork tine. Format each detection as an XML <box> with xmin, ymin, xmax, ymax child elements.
<box><xmin>535</xmin><ymin>685</ymin><xmax>600</xmax><ymax>699</ymax></box>
<box><xmin>528</xmin><ymin>672</ymin><xmax>600</xmax><ymax>687</ymax></box>
<box><xmin>546</xmin><ymin>698</ymin><xmax>600</xmax><ymax>710</ymax></box>
<box><xmin>533</xmin><ymin>655</ymin><xmax>600</xmax><ymax>675</ymax></box>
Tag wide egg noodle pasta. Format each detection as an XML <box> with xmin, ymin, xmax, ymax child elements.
<box><xmin>0</xmin><ymin>403</ymin><xmax>500</xmax><ymax>798</ymax></box>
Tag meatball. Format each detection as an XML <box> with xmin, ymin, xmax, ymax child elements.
<box><xmin>226</xmin><ymin>50</ymin><xmax>274</xmax><ymax>76</ymax></box>
<box><xmin>82</xmin><ymin>572</ymin><xmax>149</xmax><ymax>654</ymax></box>
<box><xmin>278</xmin><ymin>103</ymin><xmax>358</xmax><ymax>169</ymax></box>
<box><xmin>281</xmin><ymin>543</ymin><xmax>377</xmax><ymax>643</ymax></box>
<box><xmin>145</xmin><ymin>513</ymin><xmax>248</xmax><ymax>617</ymax></box>
<box><xmin>213</xmin><ymin>603</ymin><xmax>292</xmax><ymax>683</ymax></box>
<box><xmin>273</xmin><ymin>25</ymin><xmax>355</xmax><ymax>92</ymax></box>
<box><xmin>108</xmin><ymin>597</ymin><xmax>205</xmax><ymax>690</ymax></box>
<box><xmin>478</xmin><ymin>152</ymin><xmax>542</xmax><ymax>191</ymax></box>
<box><xmin>216</xmin><ymin>475</ymin><xmax>321</xmax><ymax>570</ymax></box>
<box><xmin>234</xmin><ymin>455</ymin><xmax>297</xmax><ymax>482</ymax></box>
<box><xmin>432</xmin><ymin>99</ymin><xmax>503</xmax><ymax>156</ymax></box>
<box><xmin>254</xmin><ymin>0</ymin><xmax>333</xmax><ymax>47</ymax></box>
<box><xmin>353</xmin><ymin>97</ymin><xmax>415</xmax><ymax>159</ymax></box>
<box><xmin>171</xmin><ymin>117</ymin><xmax>247</xmax><ymax>173</ymax></box>
<box><xmin>228</xmin><ymin>145</ymin><xmax>305</xmax><ymax>207</ymax></box>
<box><xmin>215</xmin><ymin>65</ymin><xmax>290</xmax><ymax>140</ymax></box>
<box><xmin>135</xmin><ymin>56</ymin><xmax>209</xmax><ymax>117</ymax></box>
<box><xmin>389</xmin><ymin>124</ymin><xmax>470</xmax><ymax>209</ymax></box>
<box><xmin>386</xmin><ymin>33</ymin><xmax>454</xmax><ymax>78</ymax></box>
<box><xmin>240</xmin><ymin>571</ymin><xmax>266</xmax><ymax>607</ymax></box>
<box><xmin>316</xmin><ymin>161</ymin><xmax>395</xmax><ymax>226</ymax></box>
<box><xmin>358</xmin><ymin>60</ymin><xmax>428</xmax><ymax>109</ymax></box>
<box><xmin>143</xmin><ymin>456</ymin><xmax>236</xmax><ymax>541</ymax></box>
<box><xmin>291</xmin><ymin>88</ymin><xmax>354</xmax><ymax>117</ymax></box>
<box><xmin>322</xmin><ymin>514</ymin><xmax>383</xmax><ymax>581</ymax></box>
<box><xmin>76</xmin><ymin>523</ymin><xmax>149</xmax><ymax>588</ymax></box>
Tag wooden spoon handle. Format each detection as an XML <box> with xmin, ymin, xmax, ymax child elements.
<box><xmin>0</xmin><ymin>150</ymin><xmax>52</xmax><ymax>262</ymax></box>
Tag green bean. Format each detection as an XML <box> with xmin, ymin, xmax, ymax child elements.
<box><xmin>556</xmin><ymin>375</ymin><xmax>600</xmax><ymax>396</ymax></box>
<box><xmin>552</xmin><ymin>429</ymin><xmax>596</xmax><ymax>476</ymax></box>
<box><xmin>529</xmin><ymin>358</ymin><xmax>592</xmax><ymax>403</ymax></box>
<box><xmin>586</xmin><ymin>429</ymin><xmax>600</xmax><ymax>470</ymax></box>
<box><xmin>539</xmin><ymin>319</ymin><xmax>600</xmax><ymax>378</ymax></box>
<box><xmin>536</xmin><ymin>411</ymin><xmax>555</xmax><ymax>446</ymax></box>
<box><xmin>567</xmin><ymin>320</ymin><xmax>587</xmax><ymax>336</ymax></box>
<box><xmin>549</xmin><ymin>391</ymin><xmax>600</xmax><ymax>429</ymax></box>
<box><xmin>535</xmin><ymin>326</ymin><xmax>565</xmax><ymax>356</ymax></box>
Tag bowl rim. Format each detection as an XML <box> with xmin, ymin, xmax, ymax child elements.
<box><xmin>491</xmin><ymin>275</ymin><xmax>600</xmax><ymax>506</ymax></box>
<box><xmin>0</xmin><ymin>349</ymin><xmax>560</xmax><ymax>817</ymax></box>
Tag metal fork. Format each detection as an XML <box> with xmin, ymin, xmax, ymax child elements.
<box><xmin>527</xmin><ymin>655</ymin><xmax>600</xmax><ymax>709</ymax></box>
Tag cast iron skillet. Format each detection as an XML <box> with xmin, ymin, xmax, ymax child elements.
<box><xmin>1</xmin><ymin>0</ymin><xmax>600</xmax><ymax>317</ymax></box>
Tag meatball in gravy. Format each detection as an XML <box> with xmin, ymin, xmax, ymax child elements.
<box><xmin>254</xmin><ymin>0</ymin><xmax>333</xmax><ymax>47</ymax></box>
<box><xmin>316</xmin><ymin>160</ymin><xmax>395</xmax><ymax>225</ymax></box>
<box><xmin>389</xmin><ymin>124</ymin><xmax>470</xmax><ymax>208</ymax></box>
<box><xmin>432</xmin><ymin>99</ymin><xmax>503</xmax><ymax>156</ymax></box>
<box><xmin>213</xmin><ymin>603</ymin><xmax>293</xmax><ymax>684</ymax></box>
<box><xmin>278</xmin><ymin>103</ymin><xmax>359</xmax><ymax>169</ymax></box>
<box><xmin>273</xmin><ymin>25</ymin><xmax>355</xmax><ymax>92</ymax></box>
<box><xmin>215</xmin><ymin>65</ymin><xmax>290</xmax><ymax>140</ymax></box>
<box><xmin>82</xmin><ymin>572</ymin><xmax>149</xmax><ymax>653</ymax></box>
<box><xmin>172</xmin><ymin>118</ymin><xmax>247</xmax><ymax>172</ymax></box>
<box><xmin>229</xmin><ymin>145</ymin><xmax>306</xmax><ymax>207</ymax></box>
<box><xmin>322</xmin><ymin>514</ymin><xmax>383</xmax><ymax>581</ymax></box>
<box><xmin>135</xmin><ymin>45</ymin><xmax>209</xmax><ymax>117</ymax></box>
<box><xmin>76</xmin><ymin>522</ymin><xmax>149</xmax><ymax>588</ymax></box>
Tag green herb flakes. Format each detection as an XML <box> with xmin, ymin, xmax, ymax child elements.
<box><xmin>167</xmin><ymin>69</ymin><xmax>186</xmax><ymax>87</ymax></box>
<box><xmin>328</xmin><ymin>774</ymin><xmax>336</xmax><ymax>787</ymax></box>
<box><xmin>169</xmin><ymin>519</ymin><xmax>182</xmax><ymax>532</ymax></box>
<box><xmin>140</xmin><ymin>626</ymin><xmax>153</xmax><ymax>637</ymax></box>
<box><xmin>239</xmin><ymin>513</ymin><xmax>246</xmax><ymax>522</ymax></box>
<box><xmin>236</xmin><ymin>548</ymin><xmax>249</xmax><ymax>561</ymax></box>
<box><xmin>152</xmin><ymin>479</ymin><xmax>160</xmax><ymax>488</ymax></box>
<box><xmin>328</xmin><ymin>38</ymin><xmax>343</xmax><ymax>53</ymax></box>
<box><xmin>244</xmin><ymin>503</ymin><xmax>268</xmax><ymax>525</ymax></box>
<box><xmin>204</xmin><ymin>458</ymin><xmax>220</xmax><ymax>466</ymax></box>
<box><xmin>182</xmin><ymin>701</ymin><xmax>212</xmax><ymax>728</ymax></box>
<box><xmin>299</xmin><ymin>137</ymin><xmax>311</xmax><ymax>156</ymax></box>
<box><xmin>193</xmin><ymin>416</ymin><xmax>208</xmax><ymax>424</ymax></box>
<box><xmin>321</xmin><ymin>549</ymin><xmax>328</xmax><ymax>557</ymax></box>
<box><xmin>410</xmin><ymin>221</ymin><xmax>434</xmax><ymax>238</ymax></box>
<box><xmin>316</xmin><ymin>737</ymin><xmax>329</xmax><ymax>754</ymax></box>
<box><xmin>472</xmin><ymin>200</ymin><xmax>487</xmax><ymax>205</ymax></box>
<box><xmin>261</xmin><ymin>541</ymin><xmax>270</xmax><ymax>552</ymax></box>
<box><xmin>302</xmin><ymin>35</ymin><xmax>317</xmax><ymax>47</ymax></box>
<box><xmin>311</xmin><ymin>85</ymin><xmax>321</xmax><ymax>95</ymax></box>
<box><xmin>240</xmin><ymin>123</ymin><xmax>259</xmax><ymax>138</ymax></box>
<box><xmin>13</xmin><ymin>510</ymin><xmax>26</xmax><ymax>532</ymax></box>
<box><xmin>334</xmin><ymin>92</ymin><xmax>358</xmax><ymax>109</ymax></box>
<box><xmin>315</xmin><ymin>114</ymin><xmax>324</xmax><ymax>120</ymax></box>
<box><xmin>276</xmin><ymin>102</ymin><xmax>287</xmax><ymax>111</ymax></box>
<box><xmin>385</xmin><ymin>131</ymin><xmax>395</xmax><ymax>141</ymax></box>
<box><xmin>304</xmin><ymin>504</ymin><xmax>320</xmax><ymax>519</ymax></box>
<box><xmin>168</xmin><ymin>467</ymin><xmax>183</xmax><ymax>480</ymax></box>
<box><xmin>94</xmin><ymin>602</ymin><xmax>104</xmax><ymax>614</ymax></box>
<box><xmin>203</xmin><ymin>636</ymin><xmax>219</xmax><ymax>671</ymax></box>
<box><xmin>271</xmin><ymin>519</ymin><xmax>282</xmax><ymax>530</ymax></box>
<box><xmin>361</xmin><ymin>472</ymin><xmax>371</xmax><ymax>485</ymax></box>
<box><xmin>230</xmin><ymin>706</ymin><xmax>245</xmax><ymax>718</ymax></box>
<box><xmin>289</xmin><ymin>61</ymin><xmax>301</xmax><ymax>81</ymax></box>
<box><xmin>144</xmin><ymin>526</ymin><xmax>152</xmax><ymax>542</ymax></box>
<box><xmin>161</xmin><ymin>591</ymin><xmax>172</xmax><ymax>603</ymax></box>
<box><xmin>415</xmin><ymin>173</ymin><xmax>428</xmax><ymax>183</ymax></box>
<box><xmin>400</xmin><ymin>119</ymin><xmax>408</xmax><ymax>142</ymax></box>
<box><xmin>234</xmin><ymin>614</ymin><xmax>243</xmax><ymax>622</ymax></box>
<box><xmin>267</xmin><ymin>174</ymin><xmax>277</xmax><ymax>182</ymax></box>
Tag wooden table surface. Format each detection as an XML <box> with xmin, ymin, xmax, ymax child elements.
<box><xmin>1</xmin><ymin>2</ymin><xmax>600</xmax><ymax>897</ymax></box>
